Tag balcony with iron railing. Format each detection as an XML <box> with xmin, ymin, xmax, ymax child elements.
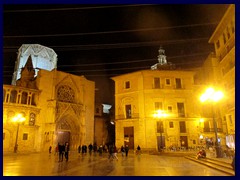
<box><xmin>152</xmin><ymin>84</ymin><xmax>164</xmax><ymax>89</ymax></box>
<box><xmin>115</xmin><ymin>113</ymin><xmax>140</xmax><ymax>120</ymax></box>
<box><xmin>218</xmin><ymin>37</ymin><xmax>235</xmax><ymax>62</ymax></box>
<box><xmin>203</xmin><ymin>128</ymin><xmax>223</xmax><ymax>133</ymax></box>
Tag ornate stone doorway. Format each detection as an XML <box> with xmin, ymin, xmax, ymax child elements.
<box><xmin>56</xmin><ymin>115</ymin><xmax>80</xmax><ymax>150</ymax></box>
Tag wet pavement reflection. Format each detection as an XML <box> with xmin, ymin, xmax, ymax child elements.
<box><xmin>3</xmin><ymin>151</ymin><xmax>231</xmax><ymax>176</ymax></box>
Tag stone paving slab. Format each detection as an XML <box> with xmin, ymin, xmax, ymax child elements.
<box><xmin>3</xmin><ymin>151</ymin><xmax>233</xmax><ymax>176</ymax></box>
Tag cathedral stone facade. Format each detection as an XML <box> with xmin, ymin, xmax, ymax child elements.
<box><xmin>3</xmin><ymin>48</ymin><xmax>95</xmax><ymax>153</ymax></box>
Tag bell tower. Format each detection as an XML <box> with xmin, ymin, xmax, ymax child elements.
<box><xmin>151</xmin><ymin>46</ymin><xmax>176</xmax><ymax>70</ymax></box>
<box><xmin>157</xmin><ymin>46</ymin><xmax>167</xmax><ymax>65</ymax></box>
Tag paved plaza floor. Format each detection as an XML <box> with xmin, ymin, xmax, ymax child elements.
<box><xmin>3</xmin><ymin>151</ymin><xmax>232</xmax><ymax>176</ymax></box>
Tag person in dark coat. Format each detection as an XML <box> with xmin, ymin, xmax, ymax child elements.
<box><xmin>125</xmin><ymin>145</ymin><xmax>129</xmax><ymax>157</ymax></box>
<box><xmin>108</xmin><ymin>145</ymin><xmax>114</xmax><ymax>159</ymax></box>
<box><xmin>88</xmin><ymin>143</ymin><xmax>93</xmax><ymax>154</ymax></box>
<box><xmin>121</xmin><ymin>145</ymin><xmax>125</xmax><ymax>156</ymax></box>
<box><xmin>49</xmin><ymin>146</ymin><xmax>52</xmax><ymax>154</ymax></box>
<box><xmin>64</xmin><ymin>142</ymin><xmax>70</xmax><ymax>161</ymax></box>
<box><xmin>78</xmin><ymin>145</ymin><xmax>81</xmax><ymax>154</ymax></box>
<box><xmin>136</xmin><ymin>145</ymin><xmax>141</xmax><ymax>155</ymax></box>
<box><xmin>58</xmin><ymin>143</ymin><xmax>64</xmax><ymax>162</ymax></box>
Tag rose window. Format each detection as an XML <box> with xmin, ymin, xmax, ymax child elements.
<box><xmin>57</xmin><ymin>85</ymin><xmax>75</xmax><ymax>103</ymax></box>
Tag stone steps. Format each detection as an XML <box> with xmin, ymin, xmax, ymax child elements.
<box><xmin>185</xmin><ymin>155</ymin><xmax>235</xmax><ymax>176</ymax></box>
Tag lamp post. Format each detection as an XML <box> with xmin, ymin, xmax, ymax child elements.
<box><xmin>200</xmin><ymin>87</ymin><xmax>224</xmax><ymax>158</ymax></box>
<box><xmin>153</xmin><ymin>110</ymin><xmax>168</xmax><ymax>151</ymax></box>
<box><xmin>198</xmin><ymin>118</ymin><xmax>204</xmax><ymax>145</ymax></box>
<box><xmin>12</xmin><ymin>114</ymin><xmax>26</xmax><ymax>153</ymax></box>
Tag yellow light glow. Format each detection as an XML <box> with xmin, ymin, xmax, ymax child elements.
<box><xmin>212</xmin><ymin>91</ymin><xmax>224</xmax><ymax>102</ymax></box>
<box><xmin>200</xmin><ymin>87</ymin><xmax>224</xmax><ymax>103</ymax></box>
<box><xmin>199</xmin><ymin>118</ymin><xmax>204</xmax><ymax>123</ymax></box>
<box><xmin>206</xmin><ymin>87</ymin><xmax>214</xmax><ymax>95</ymax></box>
<box><xmin>153</xmin><ymin>110</ymin><xmax>168</xmax><ymax>118</ymax></box>
<box><xmin>12</xmin><ymin>114</ymin><xmax>26</xmax><ymax>123</ymax></box>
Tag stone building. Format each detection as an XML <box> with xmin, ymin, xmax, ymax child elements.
<box><xmin>196</xmin><ymin>4</ymin><xmax>235</xmax><ymax>149</ymax></box>
<box><xmin>111</xmin><ymin>5</ymin><xmax>235</xmax><ymax>152</ymax></box>
<box><xmin>111</xmin><ymin>47</ymin><xmax>205</xmax><ymax>151</ymax></box>
<box><xmin>3</xmin><ymin>44</ymin><xmax>95</xmax><ymax>153</ymax></box>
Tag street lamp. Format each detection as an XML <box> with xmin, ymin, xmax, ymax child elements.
<box><xmin>153</xmin><ymin>110</ymin><xmax>168</xmax><ymax>151</ymax></box>
<box><xmin>12</xmin><ymin>114</ymin><xmax>26</xmax><ymax>153</ymax></box>
<box><xmin>200</xmin><ymin>87</ymin><xmax>224</xmax><ymax>158</ymax></box>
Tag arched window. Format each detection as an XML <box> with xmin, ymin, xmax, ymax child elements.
<box><xmin>57</xmin><ymin>85</ymin><xmax>75</xmax><ymax>103</ymax></box>
<box><xmin>31</xmin><ymin>93</ymin><xmax>36</xmax><ymax>106</ymax></box>
<box><xmin>21</xmin><ymin>92</ymin><xmax>28</xmax><ymax>104</ymax></box>
<box><xmin>10</xmin><ymin>90</ymin><xmax>17</xmax><ymax>103</ymax></box>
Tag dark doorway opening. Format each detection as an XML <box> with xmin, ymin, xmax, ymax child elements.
<box><xmin>124</xmin><ymin>127</ymin><xmax>134</xmax><ymax>149</ymax></box>
<box><xmin>157</xmin><ymin>135</ymin><xmax>165</xmax><ymax>151</ymax></box>
<box><xmin>180</xmin><ymin>136</ymin><xmax>188</xmax><ymax>149</ymax></box>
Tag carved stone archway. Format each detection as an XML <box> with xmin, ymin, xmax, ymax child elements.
<box><xmin>56</xmin><ymin>115</ymin><xmax>80</xmax><ymax>150</ymax></box>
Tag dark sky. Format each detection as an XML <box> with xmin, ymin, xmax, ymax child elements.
<box><xmin>3</xmin><ymin>4</ymin><xmax>230</xmax><ymax>104</ymax></box>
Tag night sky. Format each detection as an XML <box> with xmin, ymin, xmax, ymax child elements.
<box><xmin>3</xmin><ymin>4</ymin><xmax>230</xmax><ymax>104</ymax></box>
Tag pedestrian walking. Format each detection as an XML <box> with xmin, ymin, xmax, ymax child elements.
<box><xmin>93</xmin><ymin>143</ymin><xmax>98</xmax><ymax>154</ymax></box>
<box><xmin>64</xmin><ymin>142</ymin><xmax>70</xmax><ymax>161</ymax></box>
<box><xmin>108</xmin><ymin>145</ymin><xmax>114</xmax><ymax>160</ymax></box>
<box><xmin>58</xmin><ymin>143</ymin><xmax>64</xmax><ymax>162</ymax></box>
<box><xmin>113</xmin><ymin>145</ymin><xmax>118</xmax><ymax>160</ymax></box>
<box><xmin>121</xmin><ymin>145</ymin><xmax>125</xmax><ymax>156</ymax></box>
<box><xmin>136</xmin><ymin>145</ymin><xmax>141</xmax><ymax>155</ymax></box>
<box><xmin>88</xmin><ymin>143</ymin><xmax>93</xmax><ymax>155</ymax></box>
<box><xmin>125</xmin><ymin>145</ymin><xmax>129</xmax><ymax>157</ymax></box>
<box><xmin>98</xmin><ymin>145</ymin><xmax>103</xmax><ymax>156</ymax></box>
<box><xmin>49</xmin><ymin>146</ymin><xmax>52</xmax><ymax>154</ymax></box>
<box><xmin>78</xmin><ymin>145</ymin><xmax>81</xmax><ymax>155</ymax></box>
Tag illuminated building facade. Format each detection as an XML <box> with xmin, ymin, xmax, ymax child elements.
<box><xmin>11</xmin><ymin>44</ymin><xmax>58</xmax><ymax>86</ymax></box>
<box><xmin>111</xmin><ymin>47</ymin><xmax>204</xmax><ymax>151</ymax></box>
<box><xmin>197</xmin><ymin>4</ymin><xmax>235</xmax><ymax>149</ymax></box>
<box><xmin>111</xmin><ymin>5</ymin><xmax>235</xmax><ymax>151</ymax></box>
<box><xmin>3</xmin><ymin>45</ymin><xmax>95</xmax><ymax>152</ymax></box>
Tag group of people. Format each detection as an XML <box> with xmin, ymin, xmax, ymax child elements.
<box><xmin>53</xmin><ymin>142</ymin><xmax>70</xmax><ymax>162</ymax></box>
<box><xmin>108</xmin><ymin>144</ymin><xmax>143</xmax><ymax>159</ymax></box>
<box><xmin>51</xmin><ymin>142</ymin><xmax>142</xmax><ymax>162</ymax></box>
<box><xmin>78</xmin><ymin>143</ymin><xmax>107</xmax><ymax>155</ymax></box>
<box><xmin>120</xmin><ymin>145</ymin><xmax>130</xmax><ymax>157</ymax></box>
